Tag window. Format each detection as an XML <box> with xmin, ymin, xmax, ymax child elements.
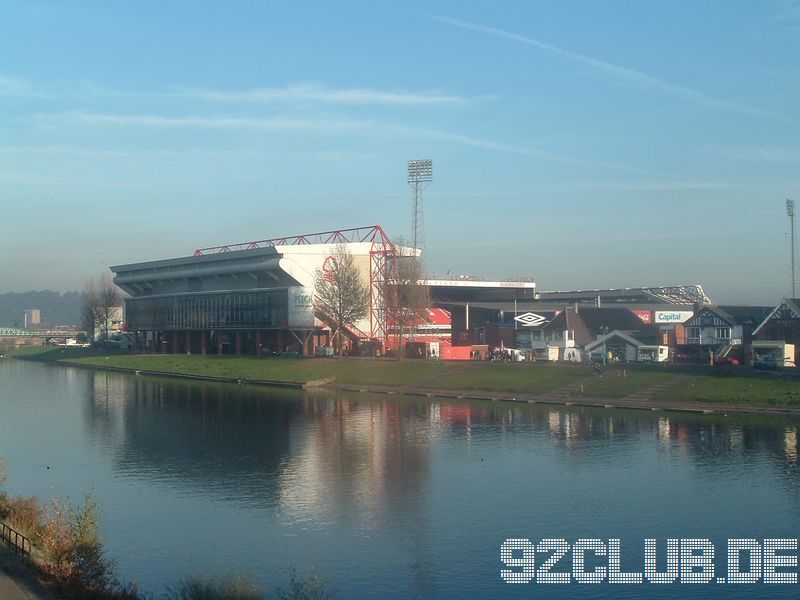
<box><xmin>715</xmin><ymin>327</ymin><xmax>730</xmax><ymax>340</ymax></box>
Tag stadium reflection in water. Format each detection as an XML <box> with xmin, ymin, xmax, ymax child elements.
<box><xmin>1</xmin><ymin>360</ymin><xmax>799</xmax><ymax>598</ymax></box>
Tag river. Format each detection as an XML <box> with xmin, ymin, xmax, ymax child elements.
<box><xmin>1</xmin><ymin>359</ymin><xmax>798</xmax><ymax>598</ymax></box>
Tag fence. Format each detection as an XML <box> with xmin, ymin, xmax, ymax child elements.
<box><xmin>0</xmin><ymin>520</ymin><xmax>32</xmax><ymax>559</ymax></box>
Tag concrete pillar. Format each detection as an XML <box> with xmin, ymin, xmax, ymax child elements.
<box><xmin>255</xmin><ymin>330</ymin><xmax>262</xmax><ymax>355</ymax></box>
<box><xmin>172</xmin><ymin>330</ymin><xmax>179</xmax><ymax>354</ymax></box>
<box><xmin>201</xmin><ymin>331</ymin><xmax>207</xmax><ymax>356</ymax></box>
<box><xmin>217</xmin><ymin>331</ymin><xmax>223</xmax><ymax>355</ymax></box>
<box><xmin>278</xmin><ymin>330</ymin><xmax>284</xmax><ymax>353</ymax></box>
<box><xmin>235</xmin><ymin>331</ymin><xmax>242</xmax><ymax>355</ymax></box>
<box><xmin>151</xmin><ymin>333</ymin><xmax>157</xmax><ymax>353</ymax></box>
<box><xmin>185</xmin><ymin>331</ymin><xmax>192</xmax><ymax>355</ymax></box>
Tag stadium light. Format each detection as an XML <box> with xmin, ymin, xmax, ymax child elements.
<box><xmin>407</xmin><ymin>160</ymin><xmax>433</xmax><ymax>254</ymax></box>
<box><xmin>407</xmin><ymin>159</ymin><xmax>433</xmax><ymax>183</ymax></box>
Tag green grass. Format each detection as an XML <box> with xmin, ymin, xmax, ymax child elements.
<box><xmin>580</xmin><ymin>369</ymin><xmax>675</xmax><ymax>398</ymax></box>
<box><xmin>49</xmin><ymin>353</ymin><xmax>591</xmax><ymax>394</ymax></box>
<box><xmin>657</xmin><ymin>374</ymin><xmax>800</xmax><ymax>407</ymax></box>
<box><xmin>13</xmin><ymin>348</ymin><xmax>800</xmax><ymax>408</ymax></box>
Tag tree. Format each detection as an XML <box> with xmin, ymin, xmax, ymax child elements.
<box><xmin>82</xmin><ymin>274</ymin><xmax>121</xmax><ymax>344</ymax></box>
<box><xmin>314</xmin><ymin>244</ymin><xmax>370</xmax><ymax>357</ymax></box>
<box><xmin>385</xmin><ymin>238</ymin><xmax>430</xmax><ymax>357</ymax></box>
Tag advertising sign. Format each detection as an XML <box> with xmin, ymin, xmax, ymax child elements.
<box><xmin>633</xmin><ymin>310</ymin><xmax>652</xmax><ymax>324</ymax></box>
<box><xmin>654</xmin><ymin>311</ymin><xmax>694</xmax><ymax>324</ymax></box>
<box><xmin>511</xmin><ymin>312</ymin><xmax>556</xmax><ymax>327</ymax></box>
<box><xmin>288</xmin><ymin>286</ymin><xmax>315</xmax><ymax>327</ymax></box>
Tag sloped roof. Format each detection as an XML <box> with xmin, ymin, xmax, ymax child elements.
<box><xmin>753</xmin><ymin>298</ymin><xmax>800</xmax><ymax>335</ymax></box>
<box><xmin>560</xmin><ymin>307</ymin><xmax>654</xmax><ymax>333</ymax></box>
<box><xmin>698</xmin><ymin>305</ymin><xmax>774</xmax><ymax>326</ymax></box>
<box><xmin>543</xmin><ymin>307</ymin><xmax>660</xmax><ymax>346</ymax></box>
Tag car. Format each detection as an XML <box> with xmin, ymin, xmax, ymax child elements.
<box><xmin>753</xmin><ymin>355</ymin><xmax>777</xmax><ymax>370</ymax></box>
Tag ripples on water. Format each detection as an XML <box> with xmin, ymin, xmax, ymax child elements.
<box><xmin>0</xmin><ymin>360</ymin><xmax>798</xmax><ymax>598</ymax></box>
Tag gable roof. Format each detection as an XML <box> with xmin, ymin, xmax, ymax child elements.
<box><xmin>753</xmin><ymin>298</ymin><xmax>800</xmax><ymax>335</ymax></box>
<box><xmin>543</xmin><ymin>307</ymin><xmax>660</xmax><ymax>346</ymax></box>
<box><xmin>585</xmin><ymin>330</ymin><xmax>647</xmax><ymax>352</ymax></box>
<box><xmin>685</xmin><ymin>305</ymin><xmax>772</xmax><ymax>327</ymax></box>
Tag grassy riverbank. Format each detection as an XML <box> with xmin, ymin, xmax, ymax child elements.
<box><xmin>10</xmin><ymin>347</ymin><xmax>800</xmax><ymax>409</ymax></box>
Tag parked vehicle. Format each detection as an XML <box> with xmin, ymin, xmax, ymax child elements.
<box><xmin>753</xmin><ymin>355</ymin><xmax>777</xmax><ymax>370</ymax></box>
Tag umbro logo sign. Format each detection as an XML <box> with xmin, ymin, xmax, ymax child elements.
<box><xmin>514</xmin><ymin>312</ymin><xmax>546</xmax><ymax>327</ymax></box>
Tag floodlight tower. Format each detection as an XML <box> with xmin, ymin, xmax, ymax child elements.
<box><xmin>789</xmin><ymin>199</ymin><xmax>796</xmax><ymax>298</ymax></box>
<box><xmin>407</xmin><ymin>159</ymin><xmax>433</xmax><ymax>254</ymax></box>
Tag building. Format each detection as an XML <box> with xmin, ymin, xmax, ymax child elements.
<box><xmin>529</xmin><ymin>306</ymin><xmax>660</xmax><ymax>361</ymax></box>
<box><xmin>111</xmin><ymin>226</ymin><xmax>404</xmax><ymax>356</ymax></box>
<box><xmin>678</xmin><ymin>305</ymin><xmax>773</xmax><ymax>361</ymax></box>
<box><xmin>24</xmin><ymin>309</ymin><xmax>40</xmax><ymax>328</ymax></box>
<box><xmin>753</xmin><ymin>298</ymin><xmax>800</xmax><ymax>366</ymax></box>
<box><xmin>436</xmin><ymin>285</ymin><xmax>707</xmax><ymax>350</ymax></box>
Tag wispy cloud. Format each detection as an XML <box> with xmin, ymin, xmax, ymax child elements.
<box><xmin>74</xmin><ymin>80</ymin><xmax>474</xmax><ymax>106</ymax></box>
<box><xmin>430</xmin><ymin>15</ymin><xmax>798</xmax><ymax>124</ymax></box>
<box><xmin>59</xmin><ymin>111</ymin><xmax>700</xmax><ymax>179</ymax></box>
<box><xmin>533</xmin><ymin>180</ymin><xmax>737</xmax><ymax>193</ymax></box>
<box><xmin>48</xmin><ymin>110</ymin><xmax>681</xmax><ymax>178</ymax></box>
<box><xmin>55</xmin><ymin>111</ymin><xmax>371</xmax><ymax>132</ymax></box>
<box><xmin>293</xmin><ymin>150</ymin><xmax>379</xmax><ymax>161</ymax></box>
<box><xmin>0</xmin><ymin>74</ymin><xmax>45</xmax><ymax>98</ymax></box>
<box><xmin>0</xmin><ymin>145</ymin><xmax>258</xmax><ymax>159</ymax></box>
<box><xmin>707</xmin><ymin>144</ymin><xmax>800</xmax><ymax>163</ymax></box>
<box><xmin>171</xmin><ymin>83</ymin><xmax>472</xmax><ymax>106</ymax></box>
<box><xmin>761</xmin><ymin>0</ymin><xmax>800</xmax><ymax>28</ymax></box>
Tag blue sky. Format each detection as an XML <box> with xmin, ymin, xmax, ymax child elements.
<box><xmin>2</xmin><ymin>1</ymin><xmax>799</xmax><ymax>303</ymax></box>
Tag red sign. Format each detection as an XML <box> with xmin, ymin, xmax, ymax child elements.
<box><xmin>633</xmin><ymin>310</ymin><xmax>652</xmax><ymax>324</ymax></box>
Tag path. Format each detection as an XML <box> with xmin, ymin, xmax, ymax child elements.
<box><xmin>0</xmin><ymin>544</ymin><xmax>53</xmax><ymax>600</ymax></box>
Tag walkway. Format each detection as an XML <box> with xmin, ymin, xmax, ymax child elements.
<box><xmin>0</xmin><ymin>544</ymin><xmax>53</xmax><ymax>600</ymax></box>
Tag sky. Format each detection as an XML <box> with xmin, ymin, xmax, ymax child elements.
<box><xmin>2</xmin><ymin>1</ymin><xmax>799</xmax><ymax>304</ymax></box>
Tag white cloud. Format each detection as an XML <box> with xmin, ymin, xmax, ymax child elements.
<box><xmin>0</xmin><ymin>74</ymin><xmax>44</xmax><ymax>97</ymax></box>
<box><xmin>55</xmin><ymin>111</ymin><xmax>372</xmax><ymax>132</ymax></box>
<box><xmin>48</xmin><ymin>110</ymin><xmax>688</xmax><ymax>178</ymax></box>
<box><xmin>0</xmin><ymin>145</ymin><xmax>258</xmax><ymax>159</ymax></box>
<box><xmin>431</xmin><ymin>15</ymin><xmax>798</xmax><ymax>123</ymax></box>
<box><xmin>171</xmin><ymin>83</ymin><xmax>472</xmax><ymax>106</ymax></box>
<box><xmin>707</xmin><ymin>144</ymin><xmax>800</xmax><ymax>163</ymax></box>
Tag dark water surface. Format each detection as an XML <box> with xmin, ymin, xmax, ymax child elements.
<box><xmin>1</xmin><ymin>359</ymin><xmax>798</xmax><ymax>598</ymax></box>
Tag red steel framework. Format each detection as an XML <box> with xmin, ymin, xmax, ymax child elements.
<box><xmin>194</xmin><ymin>225</ymin><xmax>399</xmax><ymax>345</ymax></box>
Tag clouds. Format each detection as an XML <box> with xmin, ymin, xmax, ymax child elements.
<box><xmin>170</xmin><ymin>83</ymin><xmax>472</xmax><ymax>106</ymax></box>
<box><xmin>431</xmin><ymin>15</ymin><xmax>798</xmax><ymax>124</ymax></box>
<box><xmin>0</xmin><ymin>73</ymin><xmax>44</xmax><ymax>97</ymax></box>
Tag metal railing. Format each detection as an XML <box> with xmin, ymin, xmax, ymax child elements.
<box><xmin>0</xmin><ymin>520</ymin><xmax>32</xmax><ymax>559</ymax></box>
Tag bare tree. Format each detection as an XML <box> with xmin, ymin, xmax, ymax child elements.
<box><xmin>81</xmin><ymin>279</ymin><xmax>99</xmax><ymax>342</ymax></box>
<box><xmin>314</xmin><ymin>243</ymin><xmax>370</xmax><ymax>357</ymax></box>
<box><xmin>385</xmin><ymin>238</ymin><xmax>430</xmax><ymax>357</ymax></box>
<box><xmin>82</xmin><ymin>274</ymin><xmax>121</xmax><ymax>345</ymax></box>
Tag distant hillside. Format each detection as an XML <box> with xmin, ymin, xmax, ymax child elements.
<box><xmin>0</xmin><ymin>291</ymin><xmax>84</xmax><ymax>328</ymax></box>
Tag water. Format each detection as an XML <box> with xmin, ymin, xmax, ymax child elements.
<box><xmin>1</xmin><ymin>359</ymin><xmax>798</xmax><ymax>598</ymax></box>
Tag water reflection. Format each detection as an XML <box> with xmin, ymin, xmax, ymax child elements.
<box><xmin>82</xmin><ymin>371</ymin><xmax>800</xmax><ymax>527</ymax></box>
<box><xmin>0</xmin><ymin>364</ymin><xmax>771</xmax><ymax>596</ymax></box>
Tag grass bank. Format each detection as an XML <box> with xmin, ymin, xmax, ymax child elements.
<box><xmin>11</xmin><ymin>347</ymin><xmax>800</xmax><ymax>410</ymax></box>
<box><xmin>657</xmin><ymin>373</ymin><xmax>800</xmax><ymax>406</ymax></box>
